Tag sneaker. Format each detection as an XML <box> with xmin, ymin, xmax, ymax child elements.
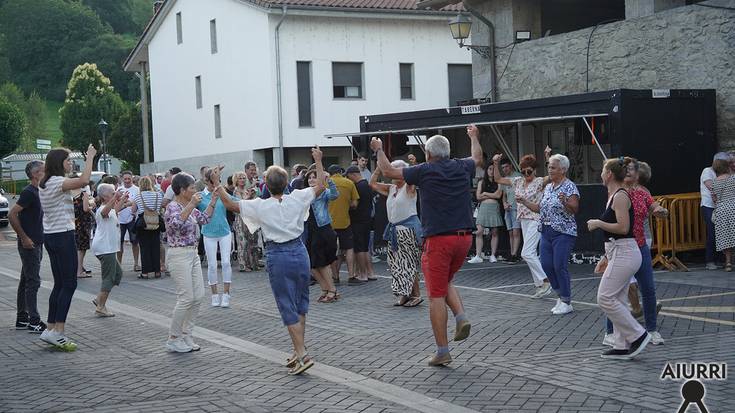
<box><xmin>211</xmin><ymin>294</ymin><xmax>221</xmax><ymax>307</ymax></box>
<box><xmin>467</xmin><ymin>255</ymin><xmax>483</xmax><ymax>264</ymax></box>
<box><xmin>166</xmin><ymin>337</ymin><xmax>193</xmax><ymax>353</ymax></box>
<box><xmin>505</xmin><ymin>255</ymin><xmax>519</xmax><ymax>265</ymax></box>
<box><xmin>453</xmin><ymin>319</ymin><xmax>471</xmax><ymax>341</ymax></box>
<box><xmin>182</xmin><ymin>335</ymin><xmax>201</xmax><ymax>351</ymax></box>
<box><xmin>705</xmin><ymin>262</ymin><xmax>718</xmax><ymax>270</ymax></box>
<box><xmin>626</xmin><ymin>332</ymin><xmax>651</xmax><ymax>359</ymax></box>
<box><xmin>15</xmin><ymin>319</ymin><xmax>29</xmax><ymax>330</ymax></box>
<box><xmin>220</xmin><ymin>293</ymin><xmax>230</xmax><ymax>308</ymax></box>
<box><xmin>649</xmin><ymin>331</ymin><xmax>665</xmax><ymax>345</ymax></box>
<box><xmin>550</xmin><ymin>298</ymin><xmax>562</xmax><ymax>313</ymax></box>
<box><xmin>428</xmin><ymin>352</ymin><xmax>452</xmax><ymax>366</ymax></box>
<box><xmin>488</xmin><ymin>255</ymin><xmax>498</xmax><ymax>263</ymax></box>
<box><xmin>27</xmin><ymin>321</ymin><xmax>47</xmax><ymax>333</ymax></box>
<box><xmin>602</xmin><ymin>333</ymin><xmax>615</xmax><ymax>347</ymax></box>
<box><xmin>600</xmin><ymin>348</ymin><xmax>630</xmax><ymax>360</ymax></box>
<box><xmin>552</xmin><ymin>301</ymin><xmax>573</xmax><ymax>315</ymax></box>
<box><xmin>45</xmin><ymin>332</ymin><xmax>77</xmax><ymax>351</ymax></box>
<box><xmin>371</xmin><ymin>255</ymin><xmax>381</xmax><ymax>263</ymax></box>
<box><xmin>40</xmin><ymin>329</ymin><xmax>57</xmax><ymax>344</ymax></box>
<box><xmin>533</xmin><ymin>283</ymin><xmax>552</xmax><ymax>299</ymax></box>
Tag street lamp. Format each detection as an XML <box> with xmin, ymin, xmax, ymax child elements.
<box><xmin>98</xmin><ymin>118</ymin><xmax>108</xmax><ymax>173</ymax></box>
<box><xmin>448</xmin><ymin>14</ymin><xmax>491</xmax><ymax>59</ymax></box>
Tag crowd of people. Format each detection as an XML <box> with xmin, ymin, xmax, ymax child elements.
<box><xmin>8</xmin><ymin>126</ymin><xmax>735</xmax><ymax>369</ymax></box>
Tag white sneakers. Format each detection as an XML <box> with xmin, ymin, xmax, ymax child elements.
<box><xmin>532</xmin><ymin>283</ymin><xmax>552</xmax><ymax>299</ymax></box>
<box><xmin>705</xmin><ymin>262</ymin><xmax>718</xmax><ymax>270</ymax></box>
<box><xmin>211</xmin><ymin>294</ymin><xmax>231</xmax><ymax>308</ymax></box>
<box><xmin>488</xmin><ymin>255</ymin><xmax>498</xmax><ymax>263</ymax></box>
<box><xmin>467</xmin><ymin>255</ymin><xmax>483</xmax><ymax>264</ymax></box>
<box><xmin>182</xmin><ymin>334</ymin><xmax>201</xmax><ymax>351</ymax></box>
<box><xmin>551</xmin><ymin>299</ymin><xmax>573</xmax><ymax>315</ymax></box>
<box><xmin>649</xmin><ymin>331</ymin><xmax>665</xmax><ymax>345</ymax></box>
<box><xmin>166</xmin><ymin>337</ymin><xmax>193</xmax><ymax>353</ymax></box>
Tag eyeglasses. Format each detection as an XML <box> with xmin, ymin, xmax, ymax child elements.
<box><xmin>521</xmin><ymin>169</ymin><xmax>535</xmax><ymax>176</ymax></box>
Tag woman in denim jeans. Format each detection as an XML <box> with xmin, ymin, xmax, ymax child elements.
<box><xmin>304</xmin><ymin>167</ymin><xmax>340</xmax><ymax>302</ymax></box>
<box><xmin>519</xmin><ymin>154</ymin><xmax>579</xmax><ymax>315</ymax></box>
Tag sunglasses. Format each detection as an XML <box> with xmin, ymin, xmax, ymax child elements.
<box><xmin>521</xmin><ymin>169</ymin><xmax>535</xmax><ymax>176</ymax></box>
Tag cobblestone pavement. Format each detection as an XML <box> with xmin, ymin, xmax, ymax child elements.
<box><xmin>0</xmin><ymin>233</ymin><xmax>733</xmax><ymax>412</ymax></box>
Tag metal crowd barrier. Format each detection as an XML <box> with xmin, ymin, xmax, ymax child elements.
<box><xmin>650</xmin><ymin>192</ymin><xmax>704</xmax><ymax>271</ymax></box>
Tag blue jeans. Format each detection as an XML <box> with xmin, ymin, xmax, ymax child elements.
<box><xmin>606</xmin><ymin>244</ymin><xmax>657</xmax><ymax>333</ymax></box>
<box><xmin>702</xmin><ymin>206</ymin><xmax>716</xmax><ymax>263</ymax></box>
<box><xmin>540</xmin><ymin>225</ymin><xmax>576</xmax><ymax>303</ymax></box>
<box><xmin>265</xmin><ymin>239</ymin><xmax>310</xmax><ymax>326</ymax></box>
<box><xmin>44</xmin><ymin>231</ymin><xmax>78</xmax><ymax>324</ymax></box>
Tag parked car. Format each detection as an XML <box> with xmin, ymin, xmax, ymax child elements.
<box><xmin>0</xmin><ymin>188</ymin><xmax>9</xmax><ymax>227</ymax></box>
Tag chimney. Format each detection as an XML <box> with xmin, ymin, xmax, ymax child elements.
<box><xmin>154</xmin><ymin>1</ymin><xmax>164</xmax><ymax>14</ymax></box>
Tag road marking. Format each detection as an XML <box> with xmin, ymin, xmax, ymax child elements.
<box><xmin>658</xmin><ymin>291</ymin><xmax>735</xmax><ymax>303</ymax></box>
<box><xmin>0</xmin><ymin>267</ymin><xmax>478</xmax><ymax>413</ymax></box>
<box><xmin>664</xmin><ymin>306</ymin><xmax>735</xmax><ymax>313</ymax></box>
<box><xmin>657</xmin><ymin>311</ymin><xmax>735</xmax><ymax>326</ymax></box>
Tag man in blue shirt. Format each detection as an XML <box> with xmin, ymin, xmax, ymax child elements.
<box><xmin>371</xmin><ymin>125</ymin><xmax>483</xmax><ymax>367</ymax></box>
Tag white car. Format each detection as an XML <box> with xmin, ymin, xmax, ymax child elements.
<box><xmin>0</xmin><ymin>188</ymin><xmax>8</xmax><ymax>227</ymax></box>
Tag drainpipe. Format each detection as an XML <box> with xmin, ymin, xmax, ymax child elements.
<box><xmin>135</xmin><ymin>64</ymin><xmax>150</xmax><ymax>164</ymax></box>
<box><xmin>463</xmin><ymin>2</ymin><xmax>497</xmax><ymax>102</ymax></box>
<box><xmin>274</xmin><ymin>6</ymin><xmax>288</xmax><ymax>166</ymax></box>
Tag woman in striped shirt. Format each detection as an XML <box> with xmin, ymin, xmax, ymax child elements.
<box><xmin>132</xmin><ymin>177</ymin><xmax>164</xmax><ymax>279</ymax></box>
<box><xmin>38</xmin><ymin>144</ymin><xmax>97</xmax><ymax>351</ymax></box>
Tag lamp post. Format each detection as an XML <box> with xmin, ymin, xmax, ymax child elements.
<box><xmin>448</xmin><ymin>14</ymin><xmax>491</xmax><ymax>59</ymax></box>
<box><xmin>98</xmin><ymin>119</ymin><xmax>108</xmax><ymax>173</ymax></box>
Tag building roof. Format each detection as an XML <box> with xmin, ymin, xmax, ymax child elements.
<box><xmin>2</xmin><ymin>152</ymin><xmax>85</xmax><ymax>163</ymax></box>
<box><xmin>251</xmin><ymin>0</ymin><xmax>463</xmax><ymax>11</ymax></box>
<box><xmin>124</xmin><ymin>0</ymin><xmax>464</xmax><ymax>72</ymax></box>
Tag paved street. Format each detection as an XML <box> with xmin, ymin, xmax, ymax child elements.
<box><xmin>0</xmin><ymin>226</ymin><xmax>733</xmax><ymax>413</ymax></box>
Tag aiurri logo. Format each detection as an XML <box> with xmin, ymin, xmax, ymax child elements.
<box><xmin>660</xmin><ymin>362</ymin><xmax>728</xmax><ymax>413</ymax></box>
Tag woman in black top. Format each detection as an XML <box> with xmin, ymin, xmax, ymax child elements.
<box><xmin>587</xmin><ymin>158</ymin><xmax>650</xmax><ymax>360</ymax></box>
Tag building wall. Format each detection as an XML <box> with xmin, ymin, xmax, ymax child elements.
<box><xmin>147</xmin><ymin>0</ymin><xmax>274</xmax><ymax>164</ymax></box>
<box><xmin>470</xmin><ymin>1</ymin><xmax>735</xmax><ymax>149</ymax></box>
<box><xmin>276</xmin><ymin>14</ymin><xmax>471</xmax><ymax>150</ymax></box>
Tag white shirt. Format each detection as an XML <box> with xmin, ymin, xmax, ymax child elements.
<box><xmin>164</xmin><ymin>186</ymin><xmax>175</xmax><ymax>201</ymax></box>
<box><xmin>117</xmin><ymin>185</ymin><xmax>139</xmax><ymax>224</ymax></box>
<box><xmin>387</xmin><ymin>184</ymin><xmax>417</xmax><ymax>224</ymax></box>
<box><xmin>700</xmin><ymin>167</ymin><xmax>716</xmax><ymax>208</ymax></box>
<box><xmin>39</xmin><ymin>176</ymin><xmax>75</xmax><ymax>234</ymax></box>
<box><xmin>238</xmin><ymin>188</ymin><xmax>315</xmax><ymax>243</ymax></box>
<box><xmin>91</xmin><ymin>207</ymin><xmax>120</xmax><ymax>255</ymax></box>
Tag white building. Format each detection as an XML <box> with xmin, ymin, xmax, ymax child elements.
<box><xmin>125</xmin><ymin>0</ymin><xmax>472</xmax><ymax>176</ymax></box>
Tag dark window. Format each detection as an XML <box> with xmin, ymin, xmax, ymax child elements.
<box><xmin>195</xmin><ymin>76</ymin><xmax>202</xmax><ymax>109</ymax></box>
<box><xmin>400</xmin><ymin>63</ymin><xmax>414</xmax><ymax>100</ymax></box>
<box><xmin>176</xmin><ymin>12</ymin><xmax>183</xmax><ymax>44</ymax></box>
<box><xmin>296</xmin><ymin>61</ymin><xmax>312</xmax><ymax>127</ymax></box>
<box><xmin>214</xmin><ymin>104</ymin><xmax>221</xmax><ymax>139</ymax></box>
<box><xmin>447</xmin><ymin>64</ymin><xmax>473</xmax><ymax>106</ymax></box>
<box><xmin>210</xmin><ymin>19</ymin><xmax>217</xmax><ymax>54</ymax></box>
<box><xmin>332</xmin><ymin>62</ymin><xmax>363</xmax><ymax>99</ymax></box>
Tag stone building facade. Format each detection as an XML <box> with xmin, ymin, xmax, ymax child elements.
<box><xmin>464</xmin><ymin>0</ymin><xmax>734</xmax><ymax>149</ymax></box>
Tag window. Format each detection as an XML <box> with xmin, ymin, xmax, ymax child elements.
<box><xmin>176</xmin><ymin>12</ymin><xmax>182</xmax><ymax>44</ymax></box>
<box><xmin>195</xmin><ymin>76</ymin><xmax>202</xmax><ymax>109</ymax></box>
<box><xmin>296</xmin><ymin>61</ymin><xmax>312</xmax><ymax>127</ymax></box>
<box><xmin>210</xmin><ymin>19</ymin><xmax>217</xmax><ymax>54</ymax></box>
<box><xmin>214</xmin><ymin>104</ymin><xmax>222</xmax><ymax>139</ymax></box>
<box><xmin>332</xmin><ymin>62</ymin><xmax>363</xmax><ymax>99</ymax></box>
<box><xmin>447</xmin><ymin>64</ymin><xmax>473</xmax><ymax>106</ymax></box>
<box><xmin>399</xmin><ymin>63</ymin><xmax>414</xmax><ymax>100</ymax></box>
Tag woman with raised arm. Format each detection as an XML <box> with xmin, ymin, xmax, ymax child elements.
<box><xmin>218</xmin><ymin>147</ymin><xmax>326</xmax><ymax>375</ymax></box>
<box><xmin>38</xmin><ymin>144</ymin><xmax>97</xmax><ymax>351</ymax></box>
<box><xmin>492</xmin><ymin>148</ymin><xmax>552</xmax><ymax>299</ymax></box>
<box><xmin>588</xmin><ymin>158</ymin><xmax>650</xmax><ymax>360</ymax></box>
<box><xmin>468</xmin><ymin>163</ymin><xmax>504</xmax><ymax>264</ymax></box>
<box><xmin>370</xmin><ymin>160</ymin><xmax>423</xmax><ymax>307</ymax></box>
<box><xmin>304</xmin><ymin>166</ymin><xmax>340</xmax><ymax>303</ymax></box>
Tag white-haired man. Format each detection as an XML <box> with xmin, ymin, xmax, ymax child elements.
<box><xmin>370</xmin><ymin>124</ymin><xmax>483</xmax><ymax>366</ymax></box>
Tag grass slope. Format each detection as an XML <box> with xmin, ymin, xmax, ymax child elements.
<box><xmin>43</xmin><ymin>100</ymin><xmax>63</xmax><ymax>146</ymax></box>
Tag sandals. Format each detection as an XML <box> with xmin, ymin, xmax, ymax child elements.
<box><xmin>403</xmin><ymin>296</ymin><xmax>424</xmax><ymax>307</ymax></box>
<box><xmin>138</xmin><ymin>274</ymin><xmax>150</xmax><ymax>280</ymax></box>
<box><xmin>288</xmin><ymin>355</ymin><xmax>314</xmax><ymax>375</ymax></box>
<box><xmin>77</xmin><ymin>273</ymin><xmax>92</xmax><ymax>279</ymax></box>
<box><xmin>393</xmin><ymin>296</ymin><xmax>409</xmax><ymax>307</ymax></box>
<box><xmin>318</xmin><ymin>291</ymin><xmax>338</xmax><ymax>303</ymax></box>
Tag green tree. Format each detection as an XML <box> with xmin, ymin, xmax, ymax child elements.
<box><xmin>82</xmin><ymin>0</ymin><xmax>137</xmax><ymax>34</ymax></box>
<box><xmin>59</xmin><ymin>63</ymin><xmax>125</xmax><ymax>166</ymax></box>
<box><xmin>108</xmin><ymin>102</ymin><xmax>147</xmax><ymax>174</ymax></box>
<box><xmin>0</xmin><ymin>83</ymin><xmax>47</xmax><ymax>152</ymax></box>
<box><xmin>0</xmin><ymin>0</ymin><xmax>109</xmax><ymax>99</ymax></box>
<box><xmin>70</xmin><ymin>33</ymin><xmax>139</xmax><ymax>101</ymax></box>
<box><xmin>0</xmin><ymin>97</ymin><xmax>25</xmax><ymax>158</ymax></box>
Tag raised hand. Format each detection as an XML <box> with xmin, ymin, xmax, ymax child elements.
<box><xmin>370</xmin><ymin>137</ymin><xmax>383</xmax><ymax>152</ymax></box>
<box><xmin>466</xmin><ymin>124</ymin><xmax>480</xmax><ymax>139</ymax></box>
<box><xmin>311</xmin><ymin>146</ymin><xmax>323</xmax><ymax>163</ymax></box>
<box><xmin>85</xmin><ymin>143</ymin><xmax>97</xmax><ymax>160</ymax></box>
<box><xmin>492</xmin><ymin>154</ymin><xmax>502</xmax><ymax>163</ymax></box>
<box><xmin>544</xmin><ymin>145</ymin><xmax>552</xmax><ymax>159</ymax></box>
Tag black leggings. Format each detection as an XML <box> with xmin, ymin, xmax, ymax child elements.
<box><xmin>45</xmin><ymin>231</ymin><xmax>78</xmax><ymax>324</ymax></box>
<box><xmin>138</xmin><ymin>229</ymin><xmax>161</xmax><ymax>274</ymax></box>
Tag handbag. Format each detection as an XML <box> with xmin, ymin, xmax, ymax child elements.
<box><xmin>140</xmin><ymin>193</ymin><xmax>163</xmax><ymax>231</ymax></box>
